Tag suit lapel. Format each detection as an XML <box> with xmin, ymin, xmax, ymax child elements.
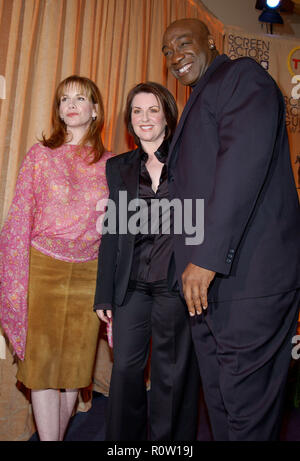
<box><xmin>119</xmin><ymin>148</ymin><xmax>140</xmax><ymax>200</ymax></box>
<box><xmin>168</xmin><ymin>55</ymin><xmax>230</xmax><ymax>172</ymax></box>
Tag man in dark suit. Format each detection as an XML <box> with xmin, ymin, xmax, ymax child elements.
<box><xmin>162</xmin><ymin>18</ymin><xmax>300</xmax><ymax>441</ymax></box>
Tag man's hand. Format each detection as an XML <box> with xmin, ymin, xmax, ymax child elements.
<box><xmin>182</xmin><ymin>263</ymin><xmax>216</xmax><ymax>316</ymax></box>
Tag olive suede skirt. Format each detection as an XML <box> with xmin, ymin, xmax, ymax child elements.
<box><xmin>17</xmin><ymin>247</ymin><xmax>100</xmax><ymax>390</ymax></box>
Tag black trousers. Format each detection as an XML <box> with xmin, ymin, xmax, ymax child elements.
<box><xmin>106</xmin><ymin>280</ymin><xmax>200</xmax><ymax>441</ymax></box>
<box><xmin>191</xmin><ymin>289</ymin><xmax>300</xmax><ymax>441</ymax></box>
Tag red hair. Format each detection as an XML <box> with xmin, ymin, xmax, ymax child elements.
<box><xmin>41</xmin><ymin>75</ymin><xmax>105</xmax><ymax>163</ymax></box>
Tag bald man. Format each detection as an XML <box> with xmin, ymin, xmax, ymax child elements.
<box><xmin>162</xmin><ymin>18</ymin><xmax>300</xmax><ymax>441</ymax></box>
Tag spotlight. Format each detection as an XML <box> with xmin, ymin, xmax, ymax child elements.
<box><xmin>266</xmin><ymin>0</ymin><xmax>280</xmax><ymax>6</ymax></box>
<box><xmin>255</xmin><ymin>0</ymin><xmax>281</xmax><ymax>9</ymax></box>
<box><xmin>256</xmin><ymin>0</ymin><xmax>284</xmax><ymax>34</ymax></box>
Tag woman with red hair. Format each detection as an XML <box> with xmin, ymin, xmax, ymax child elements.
<box><xmin>0</xmin><ymin>75</ymin><xmax>113</xmax><ymax>441</ymax></box>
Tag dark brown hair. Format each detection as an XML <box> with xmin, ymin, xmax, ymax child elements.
<box><xmin>124</xmin><ymin>82</ymin><xmax>178</xmax><ymax>145</ymax></box>
<box><xmin>41</xmin><ymin>75</ymin><xmax>105</xmax><ymax>163</ymax></box>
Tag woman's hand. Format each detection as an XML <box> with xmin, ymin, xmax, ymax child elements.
<box><xmin>96</xmin><ymin>309</ymin><xmax>112</xmax><ymax>323</ymax></box>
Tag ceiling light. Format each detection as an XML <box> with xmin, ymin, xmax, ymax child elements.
<box><xmin>256</xmin><ymin>0</ymin><xmax>284</xmax><ymax>33</ymax></box>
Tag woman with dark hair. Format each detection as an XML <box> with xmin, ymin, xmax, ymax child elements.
<box><xmin>0</xmin><ymin>75</ymin><xmax>113</xmax><ymax>440</ymax></box>
<box><xmin>94</xmin><ymin>82</ymin><xmax>199</xmax><ymax>441</ymax></box>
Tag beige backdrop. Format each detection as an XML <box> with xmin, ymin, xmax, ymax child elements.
<box><xmin>0</xmin><ymin>0</ymin><xmax>224</xmax><ymax>441</ymax></box>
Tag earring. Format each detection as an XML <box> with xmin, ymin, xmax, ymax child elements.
<box><xmin>92</xmin><ymin>116</ymin><xmax>97</xmax><ymax>121</ymax></box>
<box><xmin>60</xmin><ymin>116</ymin><xmax>64</xmax><ymax>122</ymax></box>
<box><xmin>208</xmin><ymin>39</ymin><xmax>215</xmax><ymax>50</ymax></box>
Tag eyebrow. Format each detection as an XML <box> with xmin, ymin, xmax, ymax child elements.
<box><xmin>162</xmin><ymin>34</ymin><xmax>192</xmax><ymax>51</ymax></box>
<box><xmin>61</xmin><ymin>93</ymin><xmax>86</xmax><ymax>97</ymax></box>
<box><xmin>132</xmin><ymin>105</ymin><xmax>160</xmax><ymax>109</ymax></box>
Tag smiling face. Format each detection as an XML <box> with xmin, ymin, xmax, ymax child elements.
<box><xmin>59</xmin><ymin>84</ymin><xmax>97</xmax><ymax>133</ymax></box>
<box><xmin>131</xmin><ymin>92</ymin><xmax>167</xmax><ymax>150</ymax></box>
<box><xmin>162</xmin><ymin>19</ymin><xmax>213</xmax><ymax>87</ymax></box>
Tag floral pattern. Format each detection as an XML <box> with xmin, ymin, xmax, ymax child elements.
<box><xmin>0</xmin><ymin>143</ymin><xmax>113</xmax><ymax>359</ymax></box>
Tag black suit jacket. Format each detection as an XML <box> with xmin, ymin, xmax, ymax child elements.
<box><xmin>94</xmin><ymin>149</ymin><xmax>143</xmax><ymax>309</ymax></box>
<box><xmin>167</xmin><ymin>54</ymin><xmax>300</xmax><ymax>302</ymax></box>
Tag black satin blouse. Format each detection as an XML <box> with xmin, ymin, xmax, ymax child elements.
<box><xmin>129</xmin><ymin>140</ymin><xmax>173</xmax><ymax>282</ymax></box>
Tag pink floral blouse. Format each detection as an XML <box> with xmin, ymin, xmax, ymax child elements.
<box><xmin>0</xmin><ymin>143</ymin><xmax>113</xmax><ymax>360</ymax></box>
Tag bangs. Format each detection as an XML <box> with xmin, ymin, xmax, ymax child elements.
<box><xmin>57</xmin><ymin>78</ymin><xmax>93</xmax><ymax>103</ymax></box>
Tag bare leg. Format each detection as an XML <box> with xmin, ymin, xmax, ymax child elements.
<box><xmin>31</xmin><ymin>389</ymin><xmax>60</xmax><ymax>441</ymax></box>
<box><xmin>59</xmin><ymin>389</ymin><xmax>78</xmax><ymax>441</ymax></box>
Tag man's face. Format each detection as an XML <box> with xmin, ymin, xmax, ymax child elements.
<box><xmin>162</xmin><ymin>21</ymin><xmax>211</xmax><ymax>87</ymax></box>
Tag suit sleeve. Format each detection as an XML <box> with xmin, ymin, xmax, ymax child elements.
<box><xmin>190</xmin><ymin>59</ymin><xmax>281</xmax><ymax>275</ymax></box>
<box><xmin>93</xmin><ymin>159</ymin><xmax>118</xmax><ymax>310</ymax></box>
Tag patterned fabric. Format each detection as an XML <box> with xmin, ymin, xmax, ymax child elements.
<box><xmin>0</xmin><ymin>143</ymin><xmax>112</xmax><ymax>360</ymax></box>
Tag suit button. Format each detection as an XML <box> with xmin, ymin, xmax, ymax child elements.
<box><xmin>226</xmin><ymin>258</ymin><xmax>232</xmax><ymax>264</ymax></box>
<box><xmin>229</xmin><ymin>248</ymin><xmax>235</xmax><ymax>254</ymax></box>
<box><xmin>227</xmin><ymin>254</ymin><xmax>233</xmax><ymax>259</ymax></box>
<box><xmin>169</xmin><ymin>176</ymin><xmax>175</xmax><ymax>183</ymax></box>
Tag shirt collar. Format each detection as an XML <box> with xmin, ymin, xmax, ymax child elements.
<box><xmin>140</xmin><ymin>138</ymin><xmax>170</xmax><ymax>164</ymax></box>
